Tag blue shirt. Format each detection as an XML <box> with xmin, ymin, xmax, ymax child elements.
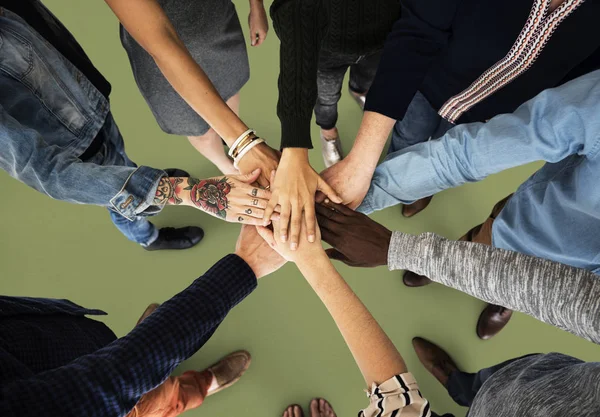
<box><xmin>0</xmin><ymin>255</ymin><xmax>257</xmax><ymax>417</ymax></box>
<box><xmin>359</xmin><ymin>70</ymin><xmax>600</xmax><ymax>273</ymax></box>
<box><xmin>0</xmin><ymin>6</ymin><xmax>165</xmax><ymax>220</ymax></box>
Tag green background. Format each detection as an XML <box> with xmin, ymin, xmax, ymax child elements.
<box><xmin>1</xmin><ymin>1</ymin><xmax>599</xmax><ymax>416</ymax></box>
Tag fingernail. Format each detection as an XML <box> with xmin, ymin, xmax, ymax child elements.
<box><xmin>325</xmin><ymin>199</ymin><xmax>330</xmax><ymax>204</ymax></box>
<box><xmin>291</xmin><ymin>242</ymin><xmax>298</xmax><ymax>251</ymax></box>
<box><xmin>281</xmin><ymin>235</ymin><xmax>287</xmax><ymax>242</ymax></box>
<box><xmin>308</xmin><ymin>234</ymin><xmax>315</xmax><ymax>242</ymax></box>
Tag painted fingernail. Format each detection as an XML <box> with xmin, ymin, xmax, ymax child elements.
<box><xmin>308</xmin><ymin>234</ymin><xmax>315</xmax><ymax>242</ymax></box>
<box><xmin>291</xmin><ymin>242</ymin><xmax>298</xmax><ymax>251</ymax></box>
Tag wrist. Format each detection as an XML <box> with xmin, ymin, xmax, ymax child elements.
<box><xmin>282</xmin><ymin>147</ymin><xmax>309</xmax><ymax>162</ymax></box>
<box><xmin>234</xmin><ymin>251</ymin><xmax>262</xmax><ymax>279</ymax></box>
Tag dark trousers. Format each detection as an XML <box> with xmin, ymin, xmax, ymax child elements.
<box><xmin>314</xmin><ymin>49</ymin><xmax>382</xmax><ymax>129</ymax></box>
<box><xmin>389</xmin><ymin>90</ymin><xmax>454</xmax><ymax>154</ymax></box>
<box><xmin>446</xmin><ymin>355</ymin><xmax>537</xmax><ymax>409</ymax></box>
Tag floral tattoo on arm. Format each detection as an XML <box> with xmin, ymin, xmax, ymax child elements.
<box><xmin>185</xmin><ymin>177</ymin><xmax>231</xmax><ymax>219</ymax></box>
<box><xmin>154</xmin><ymin>177</ymin><xmax>183</xmax><ymax>205</ymax></box>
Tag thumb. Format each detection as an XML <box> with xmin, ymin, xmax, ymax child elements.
<box><xmin>317</xmin><ymin>178</ymin><xmax>343</xmax><ymax>204</ymax></box>
<box><xmin>325</xmin><ymin>248</ymin><xmax>351</xmax><ymax>264</ymax></box>
<box><xmin>239</xmin><ymin>168</ymin><xmax>261</xmax><ymax>184</ymax></box>
<box><xmin>256</xmin><ymin>225</ymin><xmax>276</xmax><ymax>248</ymax></box>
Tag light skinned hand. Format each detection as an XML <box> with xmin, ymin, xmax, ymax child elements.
<box><xmin>163</xmin><ymin>169</ymin><xmax>279</xmax><ymax>225</ymax></box>
<box><xmin>248</xmin><ymin>0</ymin><xmax>269</xmax><ymax>47</ymax></box>
<box><xmin>256</xmin><ymin>218</ymin><xmax>325</xmax><ymax>264</ymax></box>
<box><xmin>235</xmin><ymin>225</ymin><xmax>286</xmax><ymax>279</ymax></box>
<box><xmin>237</xmin><ymin>142</ymin><xmax>280</xmax><ymax>188</ymax></box>
<box><xmin>263</xmin><ymin>148</ymin><xmax>342</xmax><ymax>251</ymax></box>
<box><xmin>318</xmin><ymin>155</ymin><xmax>372</xmax><ymax>209</ymax></box>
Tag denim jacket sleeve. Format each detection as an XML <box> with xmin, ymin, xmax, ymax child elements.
<box><xmin>359</xmin><ymin>69</ymin><xmax>600</xmax><ymax>214</ymax></box>
<box><xmin>0</xmin><ymin>106</ymin><xmax>166</xmax><ymax>220</ymax></box>
<box><xmin>0</xmin><ymin>254</ymin><xmax>257</xmax><ymax>417</ymax></box>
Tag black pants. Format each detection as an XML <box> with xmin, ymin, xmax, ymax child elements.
<box><xmin>446</xmin><ymin>355</ymin><xmax>537</xmax><ymax>409</ymax></box>
<box><xmin>314</xmin><ymin>49</ymin><xmax>382</xmax><ymax>129</ymax></box>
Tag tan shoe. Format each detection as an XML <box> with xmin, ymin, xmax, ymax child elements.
<box><xmin>136</xmin><ymin>303</ymin><xmax>160</xmax><ymax>326</ymax></box>
<box><xmin>206</xmin><ymin>350</ymin><xmax>251</xmax><ymax>396</ymax></box>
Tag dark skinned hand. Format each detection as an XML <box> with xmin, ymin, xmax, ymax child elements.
<box><xmin>316</xmin><ymin>201</ymin><xmax>392</xmax><ymax>268</ymax></box>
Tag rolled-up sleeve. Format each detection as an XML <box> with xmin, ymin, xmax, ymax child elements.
<box><xmin>109</xmin><ymin>166</ymin><xmax>166</xmax><ymax>220</ymax></box>
<box><xmin>360</xmin><ymin>373</ymin><xmax>432</xmax><ymax>417</ymax></box>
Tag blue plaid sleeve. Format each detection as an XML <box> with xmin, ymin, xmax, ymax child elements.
<box><xmin>0</xmin><ymin>254</ymin><xmax>257</xmax><ymax>417</ymax></box>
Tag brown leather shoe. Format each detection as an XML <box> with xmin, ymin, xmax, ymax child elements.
<box><xmin>402</xmin><ymin>196</ymin><xmax>433</xmax><ymax>218</ymax></box>
<box><xmin>476</xmin><ymin>304</ymin><xmax>513</xmax><ymax>340</ymax></box>
<box><xmin>136</xmin><ymin>303</ymin><xmax>160</xmax><ymax>326</ymax></box>
<box><xmin>206</xmin><ymin>350</ymin><xmax>251</xmax><ymax>396</ymax></box>
<box><xmin>412</xmin><ymin>337</ymin><xmax>459</xmax><ymax>387</ymax></box>
<box><xmin>403</xmin><ymin>271</ymin><xmax>433</xmax><ymax>287</ymax></box>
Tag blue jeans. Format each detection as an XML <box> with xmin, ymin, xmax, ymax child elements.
<box><xmin>83</xmin><ymin>114</ymin><xmax>158</xmax><ymax>246</ymax></box>
<box><xmin>389</xmin><ymin>91</ymin><xmax>454</xmax><ymax>154</ymax></box>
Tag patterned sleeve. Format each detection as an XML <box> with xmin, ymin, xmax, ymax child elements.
<box><xmin>360</xmin><ymin>373</ymin><xmax>432</xmax><ymax>417</ymax></box>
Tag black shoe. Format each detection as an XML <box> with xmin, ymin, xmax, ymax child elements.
<box><xmin>144</xmin><ymin>226</ymin><xmax>204</xmax><ymax>251</ymax></box>
<box><xmin>163</xmin><ymin>168</ymin><xmax>190</xmax><ymax>177</ymax></box>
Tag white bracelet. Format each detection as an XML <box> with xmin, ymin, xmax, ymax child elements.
<box><xmin>234</xmin><ymin>138</ymin><xmax>265</xmax><ymax>169</ymax></box>
<box><xmin>228</xmin><ymin>129</ymin><xmax>255</xmax><ymax>158</ymax></box>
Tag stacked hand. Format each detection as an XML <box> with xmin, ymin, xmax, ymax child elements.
<box><xmin>319</xmin><ymin>156</ymin><xmax>372</xmax><ymax>209</ymax></box>
<box><xmin>257</xmin><ymin>217</ymin><xmax>326</xmax><ymax>264</ymax></box>
<box><xmin>263</xmin><ymin>149</ymin><xmax>341</xmax><ymax>251</ymax></box>
<box><xmin>237</xmin><ymin>142</ymin><xmax>280</xmax><ymax>188</ymax></box>
<box><xmin>157</xmin><ymin>169</ymin><xmax>279</xmax><ymax>225</ymax></box>
<box><xmin>235</xmin><ymin>225</ymin><xmax>286</xmax><ymax>279</ymax></box>
<box><xmin>317</xmin><ymin>201</ymin><xmax>392</xmax><ymax>268</ymax></box>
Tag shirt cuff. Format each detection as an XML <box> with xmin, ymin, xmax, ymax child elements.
<box><xmin>279</xmin><ymin>115</ymin><xmax>314</xmax><ymax>149</ymax></box>
<box><xmin>200</xmin><ymin>254</ymin><xmax>258</xmax><ymax>308</ymax></box>
<box><xmin>387</xmin><ymin>231</ymin><xmax>427</xmax><ymax>273</ymax></box>
<box><xmin>361</xmin><ymin>372</ymin><xmax>430</xmax><ymax>417</ymax></box>
<box><xmin>109</xmin><ymin>166</ymin><xmax>167</xmax><ymax>221</ymax></box>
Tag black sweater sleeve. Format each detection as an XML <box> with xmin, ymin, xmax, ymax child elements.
<box><xmin>364</xmin><ymin>0</ymin><xmax>463</xmax><ymax>121</ymax></box>
<box><xmin>270</xmin><ymin>0</ymin><xmax>328</xmax><ymax>149</ymax></box>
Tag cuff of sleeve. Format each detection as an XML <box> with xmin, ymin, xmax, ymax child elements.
<box><xmin>280</xmin><ymin>115</ymin><xmax>314</xmax><ymax>149</ymax></box>
<box><xmin>109</xmin><ymin>166</ymin><xmax>167</xmax><ymax>221</ymax></box>
<box><xmin>356</xmin><ymin>189</ymin><xmax>376</xmax><ymax>214</ymax></box>
<box><xmin>387</xmin><ymin>231</ymin><xmax>424</xmax><ymax>272</ymax></box>
<box><xmin>201</xmin><ymin>254</ymin><xmax>258</xmax><ymax>307</ymax></box>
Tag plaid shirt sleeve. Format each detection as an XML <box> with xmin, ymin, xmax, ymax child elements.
<box><xmin>0</xmin><ymin>254</ymin><xmax>257</xmax><ymax>417</ymax></box>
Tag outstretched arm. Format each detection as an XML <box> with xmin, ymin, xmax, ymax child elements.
<box><xmin>0</xmin><ymin>255</ymin><xmax>257</xmax><ymax>417</ymax></box>
<box><xmin>360</xmin><ymin>69</ymin><xmax>600</xmax><ymax>213</ymax></box>
<box><xmin>152</xmin><ymin>170</ymin><xmax>275</xmax><ymax>225</ymax></box>
<box><xmin>258</xmin><ymin>222</ymin><xmax>430</xmax><ymax>417</ymax></box>
<box><xmin>316</xmin><ymin>201</ymin><xmax>600</xmax><ymax>345</ymax></box>
<box><xmin>104</xmin><ymin>0</ymin><xmax>279</xmax><ymax>186</ymax></box>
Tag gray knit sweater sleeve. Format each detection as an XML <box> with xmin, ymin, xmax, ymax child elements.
<box><xmin>388</xmin><ymin>232</ymin><xmax>600</xmax><ymax>344</ymax></box>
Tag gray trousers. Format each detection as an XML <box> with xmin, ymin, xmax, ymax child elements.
<box><xmin>314</xmin><ymin>49</ymin><xmax>382</xmax><ymax>129</ymax></box>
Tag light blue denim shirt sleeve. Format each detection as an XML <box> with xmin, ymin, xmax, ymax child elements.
<box><xmin>358</xmin><ymin>69</ymin><xmax>600</xmax><ymax>214</ymax></box>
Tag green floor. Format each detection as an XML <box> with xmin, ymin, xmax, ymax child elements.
<box><xmin>2</xmin><ymin>1</ymin><xmax>600</xmax><ymax>416</ymax></box>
